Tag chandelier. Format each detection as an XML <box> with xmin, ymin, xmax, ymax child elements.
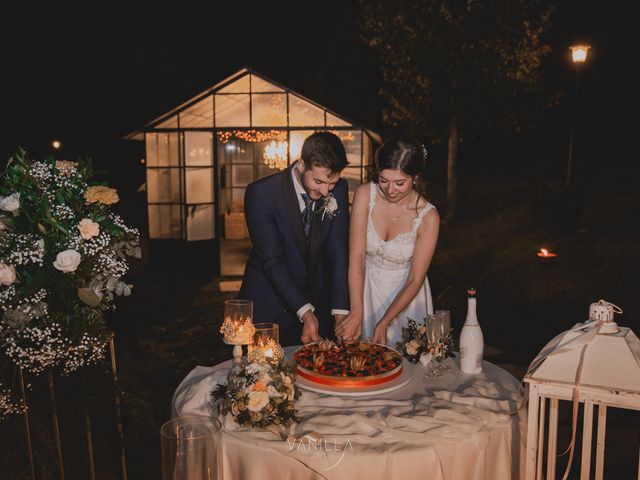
<box><xmin>263</xmin><ymin>140</ymin><xmax>288</xmax><ymax>170</ymax></box>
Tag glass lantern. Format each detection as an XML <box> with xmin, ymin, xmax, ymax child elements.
<box><xmin>248</xmin><ymin>323</ymin><xmax>284</xmax><ymax>364</ymax></box>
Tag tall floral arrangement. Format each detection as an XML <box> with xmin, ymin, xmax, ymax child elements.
<box><xmin>0</xmin><ymin>148</ymin><xmax>140</xmax><ymax>418</ymax></box>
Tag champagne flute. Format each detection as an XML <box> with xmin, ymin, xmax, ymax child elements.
<box><xmin>435</xmin><ymin>310</ymin><xmax>452</xmax><ymax>371</ymax></box>
<box><xmin>425</xmin><ymin>314</ymin><xmax>442</xmax><ymax>377</ymax></box>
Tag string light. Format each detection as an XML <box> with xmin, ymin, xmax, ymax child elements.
<box><xmin>217</xmin><ymin>130</ymin><xmax>286</xmax><ymax>144</ymax></box>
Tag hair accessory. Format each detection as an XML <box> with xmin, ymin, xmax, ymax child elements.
<box><xmin>421</xmin><ymin>144</ymin><xmax>428</xmax><ymax>162</ymax></box>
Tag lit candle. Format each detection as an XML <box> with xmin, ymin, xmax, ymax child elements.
<box><xmin>248</xmin><ymin>324</ymin><xmax>283</xmax><ymax>364</ymax></box>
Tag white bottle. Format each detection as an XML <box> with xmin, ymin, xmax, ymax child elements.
<box><xmin>459</xmin><ymin>288</ymin><xmax>484</xmax><ymax>374</ymax></box>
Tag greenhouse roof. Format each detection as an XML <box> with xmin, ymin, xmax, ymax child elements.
<box><xmin>125</xmin><ymin>67</ymin><xmax>381</xmax><ymax>143</ymax></box>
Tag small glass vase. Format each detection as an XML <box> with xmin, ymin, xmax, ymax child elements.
<box><xmin>160</xmin><ymin>415</ymin><xmax>222</xmax><ymax>480</ymax></box>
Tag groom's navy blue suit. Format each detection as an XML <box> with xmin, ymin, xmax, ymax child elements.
<box><xmin>239</xmin><ymin>165</ymin><xmax>350</xmax><ymax>346</ymax></box>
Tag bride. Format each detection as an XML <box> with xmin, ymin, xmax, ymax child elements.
<box><xmin>336</xmin><ymin>138</ymin><xmax>439</xmax><ymax>346</ymax></box>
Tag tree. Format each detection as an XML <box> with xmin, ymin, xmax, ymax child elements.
<box><xmin>359</xmin><ymin>0</ymin><xmax>557</xmax><ymax>220</ymax></box>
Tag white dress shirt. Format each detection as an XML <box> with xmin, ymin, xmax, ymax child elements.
<box><xmin>291</xmin><ymin>166</ymin><xmax>349</xmax><ymax>322</ymax></box>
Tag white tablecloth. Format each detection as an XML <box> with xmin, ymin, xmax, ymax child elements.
<box><xmin>172</xmin><ymin>347</ymin><xmax>525</xmax><ymax>480</ymax></box>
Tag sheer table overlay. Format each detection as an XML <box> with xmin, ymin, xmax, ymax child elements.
<box><xmin>172</xmin><ymin>347</ymin><xmax>525</xmax><ymax>480</ymax></box>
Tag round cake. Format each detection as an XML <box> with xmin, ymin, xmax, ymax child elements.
<box><xmin>294</xmin><ymin>340</ymin><xmax>403</xmax><ymax>388</ymax></box>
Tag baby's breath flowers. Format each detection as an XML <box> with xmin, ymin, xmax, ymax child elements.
<box><xmin>0</xmin><ymin>148</ymin><xmax>141</xmax><ymax>420</ymax></box>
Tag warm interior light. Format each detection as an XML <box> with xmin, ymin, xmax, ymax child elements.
<box><xmin>263</xmin><ymin>140</ymin><xmax>288</xmax><ymax>170</ymax></box>
<box><xmin>570</xmin><ymin>44</ymin><xmax>590</xmax><ymax>63</ymax></box>
<box><xmin>537</xmin><ymin>248</ymin><xmax>558</xmax><ymax>258</ymax></box>
<box><xmin>52</xmin><ymin>140</ymin><xmax>62</xmax><ymax>150</ymax></box>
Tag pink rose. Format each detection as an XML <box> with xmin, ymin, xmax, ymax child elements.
<box><xmin>78</xmin><ymin>218</ymin><xmax>100</xmax><ymax>240</ymax></box>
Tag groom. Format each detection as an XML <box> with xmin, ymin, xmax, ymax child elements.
<box><xmin>239</xmin><ymin>132</ymin><xmax>350</xmax><ymax>346</ymax></box>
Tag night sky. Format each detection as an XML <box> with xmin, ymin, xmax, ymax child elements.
<box><xmin>5</xmin><ymin>2</ymin><xmax>634</xmax><ymax>184</ymax></box>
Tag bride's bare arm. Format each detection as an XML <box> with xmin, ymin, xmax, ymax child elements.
<box><xmin>335</xmin><ymin>184</ymin><xmax>369</xmax><ymax>341</ymax></box>
<box><xmin>373</xmin><ymin>208</ymin><xmax>440</xmax><ymax>343</ymax></box>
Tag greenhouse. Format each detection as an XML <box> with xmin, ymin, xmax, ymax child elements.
<box><xmin>126</xmin><ymin>67</ymin><xmax>380</xmax><ymax>274</ymax></box>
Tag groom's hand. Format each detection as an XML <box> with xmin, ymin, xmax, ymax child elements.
<box><xmin>335</xmin><ymin>312</ymin><xmax>362</xmax><ymax>342</ymax></box>
<box><xmin>301</xmin><ymin>311</ymin><xmax>321</xmax><ymax>344</ymax></box>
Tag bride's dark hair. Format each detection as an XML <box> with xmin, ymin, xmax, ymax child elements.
<box><xmin>373</xmin><ymin>137</ymin><xmax>429</xmax><ymax>202</ymax></box>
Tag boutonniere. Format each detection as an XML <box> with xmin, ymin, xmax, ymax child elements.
<box><xmin>319</xmin><ymin>193</ymin><xmax>338</xmax><ymax>220</ymax></box>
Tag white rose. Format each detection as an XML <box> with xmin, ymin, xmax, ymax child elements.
<box><xmin>53</xmin><ymin>249</ymin><xmax>81</xmax><ymax>273</ymax></box>
<box><xmin>246</xmin><ymin>391</ymin><xmax>270</xmax><ymax>412</ymax></box>
<box><xmin>78</xmin><ymin>218</ymin><xmax>100</xmax><ymax>240</ymax></box>
<box><xmin>267</xmin><ymin>385</ymin><xmax>281</xmax><ymax>398</ymax></box>
<box><xmin>326</xmin><ymin>195</ymin><xmax>338</xmax><ymax>213</ymax></box>
<box><xmin>0</xmin><ymin>193</ymin><xmax>20</xmax><ymax>215</ymax></box>
<box><xmin>246</xmin><ymin>362</ymin><xmax>267</xmax><ymax>375</ymax></box>
<box><xmin>0</xmin><ymin>262</ymin><xmax>16</xmax><ymax>285</ymax></box>
<box><xmin>406</xmin><ymin>339</ymin><xmax>421</xmax><ymax>356</ymax></box>
<box><xmin>419</xmin><ymin>352</ymin><xmax>434</xmax><ymax>366</ymax></box>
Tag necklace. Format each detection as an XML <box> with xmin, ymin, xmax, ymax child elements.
<box><xmin>382</xmin><ymin>191</ymin><xmax>414</xmax><ymax>222</ymax></box>
<box><xmin>391</xmin><ymin>210</ymin><xmax>407</xmax><ymax>222</ymax></box>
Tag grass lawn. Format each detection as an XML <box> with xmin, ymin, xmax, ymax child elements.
<box><xmin>2</xmin><ymin>168</ymin><xmax>638</xmax><ymax>478</ymax></box>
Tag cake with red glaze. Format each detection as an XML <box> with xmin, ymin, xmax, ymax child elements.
<box><xmin>294</xmin><ymin>340</ymin><xmax>403</xmax><ymax>388</ymax></box>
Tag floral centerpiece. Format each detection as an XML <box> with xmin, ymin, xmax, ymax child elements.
<box><xmin>212</xmin><ymin>360</ymin><xmax>301</xmax><ymax>432</ymax></box>
<box><xmin>397</xmin><ymin>318</ymin><xmax>454</xmax><ymax>365</ymax></box>
<box><xmin>0</xmin><ymin>148</ymin><xmax>140</xmax><ymax>418</ymax></box>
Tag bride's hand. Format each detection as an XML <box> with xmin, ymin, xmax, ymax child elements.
<box><xmin>334</xmin><ymin>312</ymin><xmax>362</xmax><ymax>342</ymax></box>
<box><xmin>372</xmin><ymin>321</ymin><xmax>388</xmax><ymax>345</ymax></box>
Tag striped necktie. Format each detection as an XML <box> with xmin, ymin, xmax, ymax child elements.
<box><xmin>301</xmin><ymin>193</ymin><xmax>313</xmax><ymax>241</ymax></box>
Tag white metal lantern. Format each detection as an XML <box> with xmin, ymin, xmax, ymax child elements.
<box><xmin>524</xmin><ymin>300</ymin><xmax>640</xmax><ymax>480</ymax></box>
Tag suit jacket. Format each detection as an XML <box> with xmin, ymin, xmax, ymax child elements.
<box><xmin>239</xmin><ymin>165</ymin><xmax>350</xmax><ymax>345</ymax></box>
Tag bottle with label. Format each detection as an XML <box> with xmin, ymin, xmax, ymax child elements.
<box><xmin>459</xmin><ymin>288</ymin><xmax>484</xmax><ymax>374</ymax></box>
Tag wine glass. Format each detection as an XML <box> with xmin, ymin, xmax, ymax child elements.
<box><xmin>435</xmin><ymin>310</ymin><xmax>452</xmax><ymax>371</ymax></box>
<box><xmin>425</xmin><ymin>314</ymin><xmax>442</xmax><ymax>377</ymax></box>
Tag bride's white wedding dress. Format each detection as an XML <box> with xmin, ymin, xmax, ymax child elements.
<box><xmin>361</xmin><ymin>183</ymin><xmax>435</xmax><ymax>348</ymax></box>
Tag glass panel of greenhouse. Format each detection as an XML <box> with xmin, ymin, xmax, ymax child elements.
<box><xmin>180</xmin><ymin>96</ymin><xmax>213</xmax><ymax>128</ymax></box>
<box><xmin>128</xmin><ymin>68</ymin><xmax>379</xmax><ymax>276</ymax></box>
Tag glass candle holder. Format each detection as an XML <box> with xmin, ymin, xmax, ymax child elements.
<box><xmin>247</xmin><ymin>323</ymin><xmax>284</xmax><ymax>364</ymax></box>
<box><xmin>220</xmin><ymin>299</ymin><xmax>255</xmax><ymax>345</ymax></box>
<box><xmin>160</xmin><ymin>415</ymin><xmax>222</xmax><ymax>480</ymax></box>
<box><xmin>220</xmin><ymin>299</ymin><xmax>255</xmax><ymax>365</ymax></box>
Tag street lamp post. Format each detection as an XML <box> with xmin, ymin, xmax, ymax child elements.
<box><xmin>565</xmin><ymin>44</ymin><xmax>590</xmax><ymax>187</ymax></box>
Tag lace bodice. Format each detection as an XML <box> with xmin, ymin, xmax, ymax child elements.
<box><xmin>366</xmin><ymin>183</ymin><xmax>435</xmax><ymax>271</ymax></box>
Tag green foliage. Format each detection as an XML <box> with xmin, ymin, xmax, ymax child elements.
<box><xmin>358</xmin><ymin>0</ymin><xmax>559</xmax><ymax>141</ymax></box>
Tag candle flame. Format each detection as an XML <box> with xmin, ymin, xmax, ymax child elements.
<box><xmin>537</xmin><ymin>248</ymin><xmax>557</xmax><ymax>258</ymax></box>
